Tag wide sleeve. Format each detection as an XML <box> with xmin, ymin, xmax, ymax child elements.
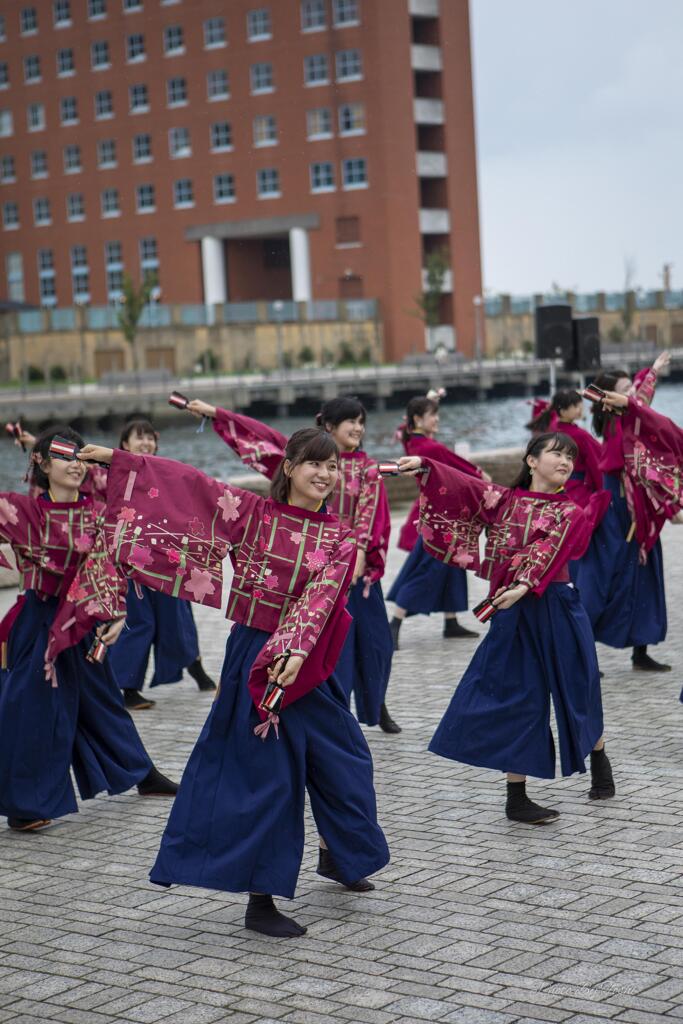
<box><xmin>213</xmin><ymin>407</ymin><xmax>287</xmax><ymax>480</ymax></box>
<box><xmin>578</xmin><ymin>428</ymin><xmax>604</xmax><ymax>494</ymax></box>
<box><xmin>0</xmin><ymin>493</ymin><xmax>37</xmax><ymax>549</ymax></box>
<box><xmin>630</xmin><ymin>366</ymin><xmax>657</xmax><ymax>407</ymax></box>
<box><xmin>622</xmin><ymin>400</ymin><xmax>683</xmax><ymax>544</ymax></box>
<box><xmin>416</xmin><ymin>459</ymin><xmax>507</xmax><ymax>571</ymax></box>
<box><xmin>416</xmin><ymin>435</ymin><xmax>485</xmax><ymax>478</ymax></box>
<box><xmin>104</xmin><ymin>449</ymin><xmax>264</xmax><ymax>608</ymax></box>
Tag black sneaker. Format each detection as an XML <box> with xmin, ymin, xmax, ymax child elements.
<box><xmin>631</xmin><ymin>653</ymin><xmax>671</xmax><ymax>672</ymax></box>
<box><xmin>589</xmin><ymin>748</ymin><xmax>616</xmax><ymax>800</ymax></box>
<box><xmin>443</xmin><ymin>618</ymin><xmax>479</xmax><ymax>639</ymax></box>
<box><xmin>317</xmin><ymin>848</ymin><xmax>375</xmax><ymax>892</ymax></box>
<box><xmin>187</xmin><ymin>658</ymin><xmax>217</xmax><ymax>691</ymax></box>
<box><xmin>506</xmin><ymin>798</ymin><xmax>560</xmax><ymax>824</ymax></box>
<box><xmin>8</xmin><ymin>817</ymin><xmax>53</xmax><ymax>832</ymax></box>
<box><xmin>379</xmin><ymin>703</ymin><xmax>402</xmax><ymax>734</ymax></box>
<box><xmin>123</xmin><ymin>689</ymin><xmax>155</xmax><ymax>710</ymax></box>
<box><xmin>137</xmin><ymin>766</ymin><xmax>178</xmax><ymax>797</ymax></box>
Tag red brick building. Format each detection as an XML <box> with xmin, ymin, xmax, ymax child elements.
<box><xmin>0</xmin><ymin>0</ymin><xmax>483</xmax><ymax>360</ymax></box>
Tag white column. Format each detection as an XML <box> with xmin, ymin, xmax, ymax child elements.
<box><xmin>289</xmin><ymin>227</ymin><xmax>312</xmax><ymax>302</ymax></box>
<box><xmin>201</xmin><ymin>237</ymin><xmax>227</xmax><ymax>324</ymax></box>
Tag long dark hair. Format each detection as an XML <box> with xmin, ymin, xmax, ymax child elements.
<box><xmin>30</xmin><ymin>425</ymin><xmax>85</xmax><ymax>490</ymax></box>
<box><xmin>590</xmin><ymin>369</ymin><xmax>630</xmax><ymax>438</ymax></box>
<box><xmin>399</xmin><ymin>396</ymin><xmax>439</xmax><ymax>443</ymax></box>
<box><xmin>315</xmin><ymin>395</ymin><xmax>366</xmax><ymax>429</ymax></box>
<box><xmin>512</xmin><ymin>431</ymin><xmax>578</xmax><ymax>490</ymax></box>
<box><xmin>270</xmin><ymin>428</ymin><xmax>339</xmax><ymax>504</ymax></box>
<box><xmin>119</xmin><ymin>417</ymin><xmax>159</xmax><ymax>451</ymax></box>
<box><xmin>526</xmin><ymin>389</ymin><xmax>582</xmax><ymax>433</ymax></box>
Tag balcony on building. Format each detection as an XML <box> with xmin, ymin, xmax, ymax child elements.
<box><xmin>411</xmin><ymin>44</ymin><xmax>442</xmax><ymax>73</ymax></box>
<box><xmin>416</xmin><ymin>151</ymin><xmax>448</xmax><ymax>177</ymax></box>
<box><xmin>409</xmin><ymin>0</ymin><xmax>440</xmax><ymax>14</ymax></box>
<box><xmin>419</xmin><ymin>209</ymin><xmax>450</xmax><ymax>233</ymax></box>
<box><xmin>414</xmin><ymin>97</ymin><xmax>445</xmax><ymax>125</ymax></box>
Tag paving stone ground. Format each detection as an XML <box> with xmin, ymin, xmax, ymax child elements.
<box><xmin>1</xmin><ymin>516</ymin><xmax>682</xmax><ymax>1024</ymax></box>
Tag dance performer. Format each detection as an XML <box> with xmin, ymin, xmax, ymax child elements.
<box><xmin>0</xmin><ymin>427</ymin><xmax>177</xmax><ymax>833</ymax></box>
<box><xmin>109</xmin><ymin>419</ymin><xmax>215</xmax><ymax>710</ymax></box>
<box><xmin>179</xmin><ymin>396</ymin><xmax>400</xmax><ymax>734</ymax></box>
<box><xmin>78</xmin><ymin>429</ymin><xmax>389</xmax><ymax>937</ymax></box>
<box><xmin>573</xmin><ymin>353</ymin><xmax>671</xmax><ymax>671</ymax></box>
<box><xmin>398</xmin><ymin>432</ymin><xmax>613</xmax><ymax>823</ymax></box>
<box><xmin>388</xmin><ymin>395</ymin><xmax>486</xmax><ymax>649</ymax></box>
<box><xmin>526</xmin><ymin>390</ymin><xmax>604</xmax><ymax>508</ymax></box>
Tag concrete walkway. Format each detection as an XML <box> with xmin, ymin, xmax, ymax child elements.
<box><xmin>0</xmin><ymin>520</ymin><xmax>682</xmax><ymax>1024</ymax></box>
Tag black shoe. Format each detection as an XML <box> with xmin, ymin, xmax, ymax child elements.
<box><xmin>123</xmin><ymin>689</ymin><xmax>155</xmax><ymax>710</ymax></box>
<box><xmin>379</xmin><ymin>703</ymin><xmax>402</xmax><ymax>734</ymax></box>
<box><xmin>187</xmin><ymin>658</ymin><xmax>217</xmax><ymax>691</ymax></box>
<box><xmin>443</xmin><ymin>618</ymin><xmax>479</xmax><ymax>639</ymax></box>
<box><xmin>137</xmin><ymin>766</ymin><xmax>178</xmax><ymax>797</ymax></box>
<box><xmin>8</xmin><ymin>817</ymin><xmax>53</xmax><ymax>832</ymax></box>
<box><xmin>505</xmin><ymin>798</ymin><xmax>560</xmax><ymax>824</ymax></box>
<box><xmin>632</xmin><ymin>647</ymin><xmax>671</xmax><ymax>672</ymax></box>
<box><xmin>589</xmin><ymin>747</ymin><xmax>615</xmax><ymax>800</ymax></box>
<box><xmin>389</xmin><ymin>617</ymin><xmax>402</xmax><ymax>652</ymax></box>
<box><xmin>317</xmin><ymin>848</ymin><xmax>375</xmax><ymax>892</ymax></box>
<box><xmin>245</xmin><ymin>894</ymin><xmax>307</xmax><ymax>938</ymax></box>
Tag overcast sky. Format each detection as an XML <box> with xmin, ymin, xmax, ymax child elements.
<box><xmin>469</xmin><ymin>0</ymin><xmax>683</xmax><ymax>296</ymax></box>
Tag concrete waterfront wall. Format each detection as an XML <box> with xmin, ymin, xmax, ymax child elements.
<box><xmin>0</xmin><ymin>446</ymin><xmax>523</xmax><ymax>588</ymax></box>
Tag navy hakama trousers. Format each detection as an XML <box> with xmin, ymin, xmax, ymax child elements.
<box><xmin>0</xmin><ymin>592</ymin><xmax>152</xmax><ymax>822</ymax></box>
<box><xmin>572</xmin><ymin>473</ymin><xmax>667</xmax><ymax>649</ymax></box>
<box><xmin>150</xmin><ymin>624</ymin><xmax>389</xmax><ymax>899</ymax></box>
<box><xmin>429</xmin><ymin>584</ymin><xmax>603</xmax><ymax>779</ymax></box>
<box><xmin>387</xmin><ymin>536</ymin><xmax>468</xmax><ymax>616</ymax></box>
<box><xmin>109</xmin><ymin>584</ymin><xmax>200</xmax><ymax>691</ymax></box>
<box><xmin>335</xmin><ymin>581</ymin><xmax>394</xmax><ymax>726</ymax></box>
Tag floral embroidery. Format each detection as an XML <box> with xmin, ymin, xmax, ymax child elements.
<box><xmin>187</xmin><ymin>516</ymin><xmax>205</xmax><ymax>537</ymax></box>
<box><xmin>452</xmin><ymin>546</ymin><xmax>475</xmax><ymax>568</ymax></box>
<box><xmin>129</xmin><ymin>544</ymin><xmax>153</xmax><ymax>568</ymax></box>
<box><xmin>148</xmin><ymin>487</ymin><xmax>159</xmax><ymax>499</ymax></box>
<box><xmin>84</xmin><ymin>599</ymin><xmax>104</xmax><ymax>616</ymax></box>
<box><xmin>73</xmin><ymin>533</ymin><xmax>94</xmax><ymax>553</ymax></box>
<box><xmin>290</xmin><ymin>531</ymin><xmax>302</xmax><ymax>545</ymax></box>
<box><xmin>117</xmin><ymin>506</ymin><xmax>137</xmax><ymax>523</ymax></box>
<box><xmin>263</xmin><ymin>573</ymin><xmax>279</xmax><ymax>590</ymax></box>
<box><xmin>217</xmin><ymin>489</ymin><xmax>242</xmax><ymax>523</ymax></box>
<box><xmin>166</xmin><ymin>548</ymin><xmax>181</xmax><ymax>564</ymax></box>
<box><xmin>67</xmin><ymin>583</ymin><xmax>88</xmax><ymax>602</ymax></box>
<box><xmin>305</xmin><ymin>548</ymin><xmax>329</xmax><ymax>572</ymax></box>
<box><xmin>184</xmin><ymin>567</ymin><xmax>216</xmax><ymax>602</ymax></box>
<box><xmin>483</xmin><ymin>486</ymin><xmax>503</xmax><ymax>509</ymax></box>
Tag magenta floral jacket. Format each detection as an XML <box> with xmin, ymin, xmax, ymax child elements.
<box><xmin>0</xmin><ymin>492</ymin><xmax>127</xmax><ymax>679</ymax></box>
<box><xmin>103</xmin><ymin>450</ymin><xmax>357</xmax><ymax>711</ymax></box>
<box><xmin>413</xmin><ymin>458</ymin><xmax>609</xmax><ymax>598</ymax></box>
<box><xmin>212</xmin><ymin>407</ymin><xmax>391</xmax><ymax>584</ymax></box>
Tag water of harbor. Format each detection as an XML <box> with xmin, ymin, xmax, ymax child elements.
<box><xmin>1</xmin><ymin>382</ymin><xmax>681</xmax><ymax>491</ymax></box>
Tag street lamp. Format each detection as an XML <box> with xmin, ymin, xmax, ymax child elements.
<box><xmin>473</xmin><ymin>294</ymin><xmax>484</xmax><ymax>366</ymax></box>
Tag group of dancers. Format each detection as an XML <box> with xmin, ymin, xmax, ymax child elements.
<box><xmin>0</xmin><ymin>348</ymin><xmax>680</xmax><ymax>938</ymax></box>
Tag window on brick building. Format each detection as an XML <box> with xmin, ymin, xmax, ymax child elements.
<box><xmin>136</xmin><ymin>183</ymin><xmax>155</xmax><ymax>212</ymax></box>
<box><xmin>0</xmin><ymin>110</ymin><xmax>13</xmax><ymax>136</ymax></box>
<box><xmin>6</xmin><ymin>253</ymin><xmax>24</xmax><ymax>301</ymax></box>
<box><xmin>28</xmin><ymin>102</ymin><xmax>46</xmax><ymax>131</ymax></box>
<box><xmin>167</xmin><ymin>76</ymin><xmax>187</xmax><ymax>105</ymax></box>
<box><xmin>129</xmin><ymin>84</ymin><xmax>149</xmax><ymax>112</ymax></box>
<box><xmin>304</xmin><ymin>54</ymin><xmax>329</xmax><ymax>86</ymax></box>
<box><xmin>310</xmin><ymin>161</ymin><xmax>334</xmax><ymax>193</ymax></box>
<box><xmin>92</xmin><ymin>41</ymin><xmax>110</xmax><ymax>68</ymax></box>
<box><xmin>54</xmin><ymin>1</ymin><xmax>71</xmax><ymax>25</ymax></box>
<box><xmin>0</xmin><ymin>16</ymin><xmax>5</xmax><ymax>41</ymax></box>
<box><xmin>211</xmin><ymin>121</ymin><xmax>233</xmax><ymax>151</ymax></box>
<box><xmin>164</xmin><ymin>25</ymin><xmax>184</xmax><ymax>54</ymax></box>
<box><xmin>333</xmin><ymin>0</ymin><xmax>359</xmax><ymax>26</ymax></box>
<box><xmin>253</xmin><ymin>115</ymin><xmax>277</xmax><ymax>147</ymax></box>
<box><xmin>38</xmin><ymin>250</ymin><xmax>56</xmax><ymax>306</ymax></box>
<box><xmin>335</xmin><ymin>215</ymin><xmax>361</xmax><ymax>245</ymax></box>
<box><xmin>301</xmin><ymin>0</ymin><xmax>326</xmax><ymax>31</ymax></box>
<box><xmin>173</xmin><ymin>178</ymin><xmax>194</xmax><ymax>207</ymax></box>
<box><xmin>67</xmin><ymin>192</ymin><xmax>85</xmax><ymax>221</ymax></box>
<box><xmin>21</xmin><ymin>8</ymin><xmax>38</xmax><ymax>34</ymax></box>
<box><xmin>342</xmin><ymin>157</ymin><xmax>367</xmax><ymax>189</ymax></box>
<box><xmin>336</xmin><ymin>48</ymin><xmax>362</xmax><ymax>81</ymax></box>
<box><xmin>88</xmin><ymin>0</ymin><xmax>107</xmax><ymax>18</ymax></box>
<box><xmin>95</xmin><ymin>90</ymin><xmax>114</xmax><ymax>118</ymax></box>
<box><xmin>140</xmin><ymin>237</ymin><xmax>158</xmax><ymax>274</ymax></box>
<box><xmin>71</xmin><ymin>246</ymin><xmax>90</xmax><ymax>302</ymax></box>
<box><xmin>63</xmin><ymin>144</ymin><xmax>82</xmax><ymax>173</ymax></box>
<box><xmin>257</xmin><ymin>167</ymin><xmax>280</xmax><ymax>198</ymax></box>
<box><xmin>57</xmin><ymin>48</ymin><xmax>75</xmax><ymax>75</ymax></box>
<box><xmin>214</xmin><ymin>173</ymin><xmax>235</xmax><ymax>204</ymax></box>
<box><xmin>169</xmin><ymin>126</ymin><xmax>191</xmax><ymax>157</ymax></box>
<box><xmin>24</xmin><ymin>55</ymin><xmax>41</xmax><ymax>83</ymax></box>
<box><xmin>34</xmin><ymin>197</ymin><xmax>51</xmax><ymax>225</ymax></box>
<box><xmin>60</xmin><ymin>97</ymin><xmax>78</xmax><ymax>125</ymax></box>
<box><xmin>207</xmin><ymin>69</ymin><xmax>229</xmax><ymax>100</ymax></box>
<box><xmin>133</xmin><ymin>132</ymin><xmax>152</xmax><ymax>162</ymax></box>
<box><xmin>307</xmin><ymin>107</ymin><xmax>332</xmax><ymax>139</ymax></box>
<box><xmin>31</xmin><ymin>150</ymin><xmax>47</xmax><ymax>177</ymax></box>
<box><xmin>0</xmin><ymin>155</ymin><xmax>15</xmax><ymax>182</ymax></box>
<box><xmin>250</xmin><ymin>62</ymin><xmax>273</xmax><ymax>94</ymax></box>
<box><xmin>123</xmin><ymin>0</ymin><xmax>143</xmax><ymax>10</ymax></box>
<box><xmin>339</xmin><ymin>102</ymin><xmax>365</xmax><ymax>135</ymax></box>
<box><xmin>0</xmin><ymin>62</ymin><xmax>8</xmax><ymax>88</ymax></box>
<box><xmin>2</xmin><ymin>202</ymin><xmax>19</xmax><ymax>230</ymax></box>
<box><xmin>97</xmin><ymin>139</ymin><xmax>117</xmax><ymax>167</ymax></box>
<box><xmin>105</xmin><ymin>241</ymin><xmax>123</xmax><ymax>301</ymax></box>
<box><xmin>204</xmin><ymin>17</ymin><xmax>226</xmax><ymax>47</ymax></box>
<box><xmin>101</xmin><ymin>188</ymin><xmax>120</xmax><ymax>216</ymax></box>
<box><xmin>127</xmin><ymin>33</ymin><xmax>146</xmax><ymax>61</ymax></box>
<box><xmin>247</xmin><ymin>8</ymin><xmax>271</xmax><ymax>41</ymax></box>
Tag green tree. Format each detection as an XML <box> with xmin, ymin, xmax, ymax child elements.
<box><xmin>116</xmin><ymin>271</ymin><xmax>156</xmax><ymax>372</ymax></box>
<box><xmin>414</xmin><ymin>249</ymin><xmax>449</xmax><ymax>350</ymax></box>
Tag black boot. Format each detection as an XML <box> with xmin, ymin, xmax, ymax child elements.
<box><xmin>443</xmin><ymin>617</ymin><xmax>479</xmax><ymax>639</ymax></box>
<box><xmin>245</xmin><ymin>894</ymin><xmax>307</xmax><ymax>938</ymax></box>
<box><xmin>137</xmin><ymin>766</ymin><xmax>178</xmax><ymax>797</ymax></box>
<box><xmin>389</xmin><ymin>617</ymin><xmax>402</xmax><ymax>651</ymax></box>
<box><xmin>379</xmin><ymin>703</ymin><xmax>402</xmax><ymax>734</ymax></box>
<box><xmin>187</xmin><ymin>658</ymin><xmax>217</xmax><ymax>691</ymax></box>
<box><xmin>632</xmin><ymin>645</ymin><xmax>671</xmax><ymax>672</ymax></box>
<box><xmin>8</xmin><ymin>817</ymin><xmax>53</xmax><ymax>832</ymax></box>
<box><xmin>123</xmin><ymin>688</ymin><xmax>155</xmax><ymax>710</ymax></box>
<box><xmin>505</xmin><ymin>781</ymin><xmax>559</xmax><ymax>824</ymax></box>
<box><xmin>317</xmin><ymin>847</ymin><xmax>375</xmax><ymax>892</ymax></box>
<box><xmin>589</xmin><ymin>747</ymin><xmax>615</xmax><ymax>800</ymax></box>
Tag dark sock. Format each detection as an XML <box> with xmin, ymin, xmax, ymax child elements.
<box><xmin>589</xmin><ymin>747</ymin><xmax>615</xmax><ymax>799</ymax></box>
<box><xmin>137</xmin><ymin>765</ymin><xmax>178</xmax><ymax>796</ymax></box>
<box><xmin>389</xmin><ymin>617</ymin><xmax>402</xmax><ymax>650</ymax></box>
<box><xmin>379</xmin><ymin>702</ymin><xmax>402</xmax><ymax>734</ymax></box>
<box><xmin>631</xmin><ymin>645</ymin><xmax>671</xmax><ymax>672</ymax></box>
<box><xmin>244</xmin><ymin>894</ymin><xmax>307</xmax><ymax>937</ymax></box>
<box><xmin>317</xmin><ymin>847</ymin><xmax>375</xmax><ymax>892</ymax></box>
<box><xmin>505</xmin><ymin>781</ymin><xmax>559</xmax><ymax>823</ymax></box>
<box><xmin>443</xmin><ymin>617</ymin><xmax>479</xmax><ymax>639</ymax></box>
<box><xmin>187</xmin><ymin>658</ymin><xmax>217</xmax><ymax>691</ymax></box>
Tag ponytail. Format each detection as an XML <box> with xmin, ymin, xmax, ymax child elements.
<box><xmin>399</xmin><ymin>396</ymin><xmax>439</xmax><ymax>443</ymax></box>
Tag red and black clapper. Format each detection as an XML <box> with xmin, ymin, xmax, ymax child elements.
<box><xmin>582</xmin><ymin>383</ymin><xmax>606</xmax><ymax>403</ymax></box>
<box><xmin>472</xmin><ymin>596</ymin><xmax>498</xmax><ymax>623</ymax></box>
<box><xmin>49</xmin><ymin>435</ymin><xmax>79</xmax><ymax>461</ymax></box>
<box><xmin>86</xmin><ymin>636</ymin><xmax>108</xmax><ymax>664</ymax></box>
<box><xmin>168</xmin><ymin>391</ymin><xmax>189</xmax><ymax>410</ymax></box>
<box><xmin>378</xmin><ymin>461</ymin><xmax>427</xmax><ymax>476</ymax></box>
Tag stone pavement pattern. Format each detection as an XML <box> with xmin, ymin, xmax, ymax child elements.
<box><xmin>1</xmin><ymin>520</ymin><xmax>682</xmax><ymax>1024</ymax></box>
